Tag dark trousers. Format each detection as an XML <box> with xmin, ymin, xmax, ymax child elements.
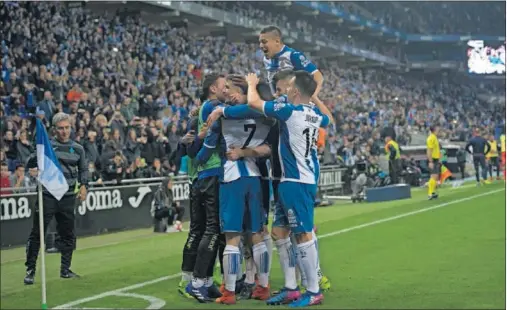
<box><xmin>181</xmin><ymin>176</ymin><xmax>222</xmax><ymax>279</ymax></box>
<box><xmin>458</xmin><ymin>162</ymin><xmax>466</xmax><ymax>179</ymax></box>
<box><xmin>261</xmin><ymin>178</ymin><xmax>271</xmax><ymax>225</ymax></box>
<box><xmin>25</xmin><ymin>193</ymin><xmax>77</xmax><ymax>272</ymax></box>
<box><xmin>488</xmin><ymin>157</ymin><xmax>500</xmax><ymax>178</ymax></box>
<box><xmin>473</xmin><ymin>155</ymin><xmax>488</xmax><ymax>182</ymax></box>
<box><xmin>389</xmin><ymin>159</ymin><xmax>402</xmax><ymax>184</ymax></box>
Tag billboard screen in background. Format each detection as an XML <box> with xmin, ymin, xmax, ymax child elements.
<box><xmin>467</xmin><ymin>40</ymin><xmax>505</xmax><ymax>75</ymax></box>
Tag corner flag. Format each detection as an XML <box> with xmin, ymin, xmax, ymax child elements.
<box><xmin>36</xmin><ymin>119</ymin><xmax>69</xmax><ymax>200</ymax></box>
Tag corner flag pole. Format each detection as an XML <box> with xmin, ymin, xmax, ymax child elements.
<box><xmin>37</xmin><ymin>174</ymin><xmax>48</xmax><ymax>310</ymax></box>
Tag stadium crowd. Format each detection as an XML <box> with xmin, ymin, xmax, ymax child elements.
<box><xmin>0</xmin><ymin>2</ymin><xmax>505</xmax><ymax>191</ymax></box>
<box><xmin>355</xmin><ymin>1</ymin><xmax>505</xmax><ymax>35</ymax></box>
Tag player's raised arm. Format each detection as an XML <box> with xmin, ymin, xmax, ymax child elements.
<box><xmin>246</xmin><ymin>73</ymin><xmax>264</xmax><ymax>112</ymax></box>
<box><xmin>290</xmin><ymin>51</ymin><xmax>324</xmax><ymax>99</ymax></box>
<box><xmin>311</xmin><ymin>94</ymin><xmax>334</xmax><ymax>126</ymax></box>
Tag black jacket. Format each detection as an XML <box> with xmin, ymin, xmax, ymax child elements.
<box><xmin>151</xmin><ymin>178</ymin><xmax>174</xmax><ymax>217</ymax></box>
<box><xmin>27</xmin><ymin>139</ymin><xmax>89</xmax><ymax>196</ymax></box>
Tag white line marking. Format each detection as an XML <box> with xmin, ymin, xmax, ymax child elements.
<box><xmin>55</xmin><ymin>188</ymin><xmax>505</xmax><ymax>309</ymax></box>
<box><xmin>319</xmin><ymin>188</ymin><xmax>505</xmax><ymax>239</ymax></box>
<box><xmin>53</xmin><ymin>274</ymin><xmax>180</xmax><ymax>309</ymax></box>
<box><xmin>112</xmin><ymin>293</ymin><xmax>166</xmax><ymax>309</ymax></box>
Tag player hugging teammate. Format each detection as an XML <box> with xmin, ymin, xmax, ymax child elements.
<box><xmin>179</xmin><ymin>26</ymin><xmax>333</xmax><ymax>307</ymax></box>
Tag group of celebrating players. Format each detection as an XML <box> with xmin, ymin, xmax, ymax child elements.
<box><xmin>175</xmin><ymin>26</ymin><xmax>332</xmax><ymax>307</ymax></box>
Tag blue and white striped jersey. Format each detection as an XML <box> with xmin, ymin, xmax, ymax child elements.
<box><xmin>201</xmin><ymin>116</ymin><xmax>272</xmax><ymax>183</ymax></box>
<box><xmin>264</xmin><ymin>45</ymin><xmax>318</xmax><ymax>86</ymax></box>
<box><xmin>262</xmin><ymin>97</ymin><xmax>329</xmax><ymax>184</ymax></box>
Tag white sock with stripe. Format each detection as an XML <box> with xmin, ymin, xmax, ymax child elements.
<box><xmin>253</xmin><ymin>242</ymin><xmax>269</xmax><ymax>288</ymax></box>
<box><xmin>275</xmin><ymin>237</ymin><xmax>297</xmax><ymax>290</ymax></box>
<box><xmin>312</xmin><ymin>230</ymin><xmax>323</xmax><ymax>281</ymax></box>
<box><xmin>297</xmin><ymin>239</ymin><xmax>319</xmax><ymax>294</ymax></box>
<box><xmin>223</xmin><ymin>245</ymin><xmax>241</xmax><ymax>293</ymax></box>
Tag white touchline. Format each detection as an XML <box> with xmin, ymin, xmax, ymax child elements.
<box><xmin>55</xmin><ymin>188</ymin><xmax>505</xmax><ymax>309</ymax></box>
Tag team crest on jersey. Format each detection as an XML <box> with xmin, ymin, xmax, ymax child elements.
<box><xmin>299</xmin><ymin>54</ymin><xmax>310</xmax><ymax>67</ymax></box>
<box><xmin>274</xmin><ymin>96</ymin><xmax>287</xmax><ymax>111</ymax></box>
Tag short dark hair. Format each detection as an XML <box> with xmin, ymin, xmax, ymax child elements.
<box><xmin>260</xmin><ymin>26</ymin><xmax>282</xmax><ymax>38</ymax></box>
<box><xmin>429</xmin><ymin>125</ymin><xmax>438</xmax><ymax>133</ymax></box>
<box><xmin>293</xmin><ymin>70</ymin><xmax>317</xmax><ymax>98</ymax></box>
<box><xmin>201</xmin><ymin>73</ymin><xmax>225</xmax><ymax>101</ymax></box>
<box><xmin>257</xmin><ymin>82</ymin><xmax>275</xmax><ymax>101</ymax></box>
<box><xmin>272</xmin><ymin>69</ymin><xmax>294</xmax><ymax>89</ymax></box>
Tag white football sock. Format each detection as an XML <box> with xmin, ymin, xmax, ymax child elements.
<box><xmin>237</xmin><ymin>241</ymin><xmax>244</xmax><ymax>281</ymax></box>
<box><xmin>192</xmin><ymin>277</ymin><xmax>205</xmax><ymax>288</ymax></box>
<box><xmin>253</xmin><ymin>242</ymin><xmax>269</xmax><ymax>288</ymax></box>
<box><xmin>204</xmin><ymin>277</ymin><xmax>213</xmax><ymax>287</ymax></box>
<box><xmin>263</xmin><ymin>234</ymin><xmax>273</xmax><ymax>274</ymax></box>
<box><xmin>297</xmin><ymin>239</ymin><xmax>319</xmax><ymax>294</ymax></box>
<box><xmin>223</xmin><ymin>245</ymin><xmax>241</xmax><ymax>292</ymax></box>
<box><xmin>312</xmin><ymin>230</ymin><xmax>323</xmax><ymax>281</ymax></box>
<box><xmin>290</xmin><ymin>234</ymin><xmax>304</xmax><ymax>286</ymax></box>
<box><xmin>245</xmin><ymin>255</ymin><xmax>256</xmax><ymax>285</ymax></box>
<box><xmin>274</xmin><ymin>237</ymin><xmax>297</xmax><ymax>290</ymax></box>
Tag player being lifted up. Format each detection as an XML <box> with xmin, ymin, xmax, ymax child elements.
<box><xmin>196</xmin><ymin>75</ymin><xmax>275</xmax><ymax>305</ymax></box>
<box><xmin>247</xmin><ymin>71</ymin><xmax>332</xmax><ymax>307</ymax></box>
<box><xmin>259</xmin><ymin>26</ymin><xmax>323</xmax><ymax>99</ymax></box>
<box><xmin>259</xmin><ymin>26</ymin><xmax>331</xmax><ymax>292</ymax></box>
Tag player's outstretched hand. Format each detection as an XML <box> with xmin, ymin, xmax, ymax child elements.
<box><xmin>226</xmin><ymin>147</ymin><xmax>244</xmax><ymax>161</ymax></box>
<box><xmin>206</xmin><ymin>107</ymin><xmax>224</xmax><ymax>128</ymax></box>
<box><xmin>245</xmin><ymin>73</ymin><xmax>259</xmax><ymax>86</ymax></box>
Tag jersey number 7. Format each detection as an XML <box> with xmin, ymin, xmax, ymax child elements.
<box><xmin>242</xmin><ymin>124</ymin><xmax>257</xmax><ymax>149</ymax></box>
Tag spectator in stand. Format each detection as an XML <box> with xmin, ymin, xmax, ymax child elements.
<box><xmin>24</xmin><ymin>167</ymin><xmax>38</xmax><ymax>189</ymax></box>
<box><xmin>9</xmin><ymin>163</ymin><xmax>26</xmax><ymax>192</ymax></box>
<box><xmin>16</xmin><ymin>129</ymin><xmax>33</xmax><ymax>165</ymax></box>
<box><xmin>0</xmin><ymin>162</ymin><xmax>12</xmax><ymax>195</ymax></box>
<box><xmin>126</xmin><ymin>156</ymin><xmax>148</xmax><ymax>179</ymax></box>
<box><xmin>88</xmin><ymin>162</ymin><xmax>103</xmax><ymax>184</ymax></box>
<box><xmin>124</xmin><ymin>128</ymin><xmax>142</xmax><ymax>164</ymax></box>
<box><xmin>149</xmin><ymin>158</ymin><xmax>167</xmax><ymax>178</ymax></box>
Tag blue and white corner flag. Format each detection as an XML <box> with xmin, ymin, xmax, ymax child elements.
<box><xmin>36</xmin><ymin>119</ymin><xmax>69</xmax><ymax>201</ymax></box>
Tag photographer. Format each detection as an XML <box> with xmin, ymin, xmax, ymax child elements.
<box><xmin>351</xmin><ymin>155</ymin><xmax>369</xmax><ymax>199</ymax></box>
<box><xmin>151</xmin><ymin>177</ymin><xmax>185</xmax><ymax>233</ymax></box>
<box><xmin>103</xmin><ymin>151</ymin><xmax>127</xmax><ymax>182</ymax></box>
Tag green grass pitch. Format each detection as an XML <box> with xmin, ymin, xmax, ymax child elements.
<box><xmin>1</xmin><ymin>183</ymin><xmax>505</xmax><ymax>309</ymax></box>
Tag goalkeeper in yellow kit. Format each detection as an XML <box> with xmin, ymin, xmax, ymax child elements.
<box><xmin>426</xmin><ymin>126</ymin><xmax>440</xmax><ymax>200</ymax></box>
